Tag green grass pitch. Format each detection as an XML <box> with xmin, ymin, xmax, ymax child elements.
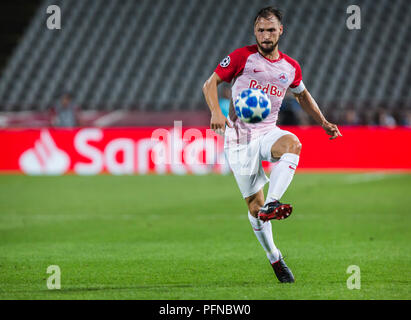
<box><xmin>0</xmin><ymin>173</ymin><xmax>410</xmax><ymax>300</ymax></box>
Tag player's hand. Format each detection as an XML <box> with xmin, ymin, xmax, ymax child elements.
<box><xmin>322</xmin><ymin>121</ymin><xmax>342</xmax><ymax>140</ymax></box>
<box><xmin>210</xmin><ymin>111</ymin><xmax>232</xmax><ymax>135</ymax></box>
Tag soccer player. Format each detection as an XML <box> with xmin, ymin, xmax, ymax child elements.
<box><xmin>202</xmin><ymin>7</ymin><xmax>341</xmax><ymax>283</ymax></box>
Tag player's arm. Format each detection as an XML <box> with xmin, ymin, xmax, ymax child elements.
<box><xmin>293</xmin><ymin>89</ymin><xmax>342</xmax><ymax>140</ymax></box>
<box><xmin>202</xmin><ymin>72</ymin><xmax>232</xmax><ymax>132</ymax></box>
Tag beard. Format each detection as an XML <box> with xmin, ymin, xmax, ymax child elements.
<box><xmin>256</xmin><ymin>38</ymin><xmax>279</xmax><ymax>54</ymax></box>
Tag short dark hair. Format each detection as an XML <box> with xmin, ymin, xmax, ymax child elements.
<box><xmin>254</xmin><ymin>7</ymin><xmax>283</xmax><ymax>25</ymax></box>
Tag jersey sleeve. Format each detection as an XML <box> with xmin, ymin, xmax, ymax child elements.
<box><xmin>286</xmin><ymin>57</ymin><xmax>306</xmax><ymax>94</ymax></box>
<box><xmin>214</xmin><ymin>48</ymin><xmax>248</xmax><ymax>83</ymax></box>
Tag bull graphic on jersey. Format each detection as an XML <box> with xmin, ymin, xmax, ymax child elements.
<box><xmin>278</xmin><ymin>73</ymin><xmax>288</xmax><ymax>84</ymax></box>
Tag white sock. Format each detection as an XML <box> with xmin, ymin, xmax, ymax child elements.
<box><xmin>248</xmin><ymin>211</ymin><xmax>280</xmax><ymax>263</ymax></box>
<box><xmin>265</xmin><ymin>153</ymin><xmax>299</xmax><ymax>203</ymax></box>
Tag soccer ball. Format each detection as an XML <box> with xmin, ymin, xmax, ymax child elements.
<box><xmin>234</xmin><ymin>88</ymin><xmax>271</xmax><ymax>123</ymax></box>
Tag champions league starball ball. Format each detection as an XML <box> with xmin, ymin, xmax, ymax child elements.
<box><xmin>234</xmin><ymin>88</ymin><xmax>271</xmax><ymax>123</ymax></box>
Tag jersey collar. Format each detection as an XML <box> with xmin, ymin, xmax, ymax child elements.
<box><xmin>259</xmin><ymin>50</ymin><xmax>283</xmax><ymax>63</ymax></box>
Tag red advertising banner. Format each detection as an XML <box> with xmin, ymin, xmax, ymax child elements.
<box><xmin>0</xmin><ymin>126</ymin><xmax>410</xmax><ymax>175</ymax></box>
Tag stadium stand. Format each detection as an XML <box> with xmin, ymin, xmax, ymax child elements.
<box><xmin>0</xmin><ymin>0</ymin><xmax>410</xmax><ymax>125</ymax></box>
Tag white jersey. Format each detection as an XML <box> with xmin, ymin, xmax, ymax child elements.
<box><xmin>215</xmin><ymin>45</ymin><xmax>305</xmax><ymax>145</ymax></box>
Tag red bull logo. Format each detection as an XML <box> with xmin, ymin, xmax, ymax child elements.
<box><xmin>249</xmin><ymin>80</ymin><xmax>285</xmax><ymax>97</ymax></box>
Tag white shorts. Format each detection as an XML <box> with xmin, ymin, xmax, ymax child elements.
<box><xmin>224</xmin><ymin>127</ymin><xmax>294</xmax><ymax>198</ymax></box>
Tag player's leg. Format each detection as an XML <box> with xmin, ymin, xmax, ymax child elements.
<box><xmin>258</xmin><ymin>132</ymin><xmax>301</xmax><ymax>221</ymax></box>
<box><xmin>225</xmin><ymin>140</ymin><xmax>280</xmax><ymax>263</ymax></box>
<box><xmin>225</xmin><ymin>136</ymin><xmax>294</xmax><ymax>282</ymax></box>
<box><xmin>266</xmin><ymin>134</ymin><xmax>301</xmax><ymax>202</ymax></box>
<box><xmin>246</xmin><ymin>189</ymin><xmax>280</xmax><ymax>263</ymax></box>
<box><xmin>246</xmin><ymin>189</ymin><xmax>295</xmax><ymax>283</ymax></box>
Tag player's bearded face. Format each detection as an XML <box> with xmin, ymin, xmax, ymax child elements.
<box><xmin>254</xmin><ymin>17</ymin><xmax>283</xmax><ymax>54</ymax></box>
<box><xmin>257</xmin><ymin>38</ymin><xmax>279</xmax><ymax>54</ymax></box>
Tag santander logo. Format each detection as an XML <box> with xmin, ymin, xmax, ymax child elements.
<box><xmin>19</xmin><ymin>130</ymin><xmax>70</xmax><ymax>175</ymax></box>
<box><xmin>249</xmin><ymin>79</ymin><xmax>285</xmax><ymax>98</ymax></box>
<box><xmin>17</xmin><ymin>126</ymin><xmax>230</xmax><ymax>176</ymax></box>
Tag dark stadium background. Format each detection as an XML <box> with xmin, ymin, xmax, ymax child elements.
<box><xmin>0</xmin><ymin>0</ymin><xmax>410</xmax><ymax>173</ymax></box>
<box><xmin>0</xmin><ymin>0</ymin><xmax>410</xmax><ymax>127</ymax></box>
<box><xmin>0</xmin><ymin>0</ymin><xmax>410</xmax><ymax>302</ymax></box>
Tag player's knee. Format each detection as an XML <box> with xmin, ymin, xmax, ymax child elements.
<box><xmin>271</xmin><ymin>135</ymin><xmax>302</xmax><ymax>158</ymax></box>
<box><xmin>289</xmin><ymin>136</ymin><xmax>302</xmax><ymax>155</ymax></box>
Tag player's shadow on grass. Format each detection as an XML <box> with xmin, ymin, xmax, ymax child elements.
<box><xmin>36</xmin><ymin>284</ymin><xmax>195</xmax><ymax>293</ymax></box>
